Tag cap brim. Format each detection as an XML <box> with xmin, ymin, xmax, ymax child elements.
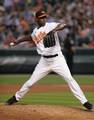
<box><xmin>36</xmin><ymin>13</ymin><xmax>48</xmax><ymax>19</ymax></box>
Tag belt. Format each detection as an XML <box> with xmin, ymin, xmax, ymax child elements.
<box><xmin>42</xmin><ymin>54</ymin><xmax>58</xmax><ymax>58</ymax></box>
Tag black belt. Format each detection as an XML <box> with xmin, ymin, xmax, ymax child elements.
<box><xmin>43</xmin><ymin>54</ymin><xmax>58</xmax><ymax>58</ymax></box>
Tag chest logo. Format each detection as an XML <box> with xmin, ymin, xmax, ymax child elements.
<box><xmin>32</xmin><ymin>32</ymin><xmax>47</xmax><ymax>44</ymax></box>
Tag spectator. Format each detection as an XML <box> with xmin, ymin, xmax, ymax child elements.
<box><xmin>0</xmin><ymin>6</ymin><xmax>5</xmax><ymax>44</ymax></box>
<box><xmin>0</xmin><ymin>6</ymin><xmax>5</xmax><ymax>31</ymax></box>
<box><xmin>14</xmin><ymin>0</ymin><xmax>25</xmax><ymax>11</ymax></box>
<box><xmin>3</xmin><ymin>0</ymin><xmax>14</xmax><ymax>12</ymax></box>
<box><xmin>63</xmin><ymin>31</ymin><xmax>76</xmax><ymax>74</ymax></box>
<box><xmin>19</xmin><ymin>16</ymin><xmax>30</xmax><ymax>35</ymax></box>
<box><xmin>0</xmin><ymin>0</ymin><xmax>94</xmax><ymax>48</ymax></box>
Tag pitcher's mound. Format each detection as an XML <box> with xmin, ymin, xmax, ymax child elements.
<box><xmin>0</xmin><ymin>105</ymin><xmax>94</xmax><ymax>120</ymax></box>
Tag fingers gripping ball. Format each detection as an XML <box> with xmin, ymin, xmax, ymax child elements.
<box><xmin>10</xmin><ymin>42</ymin><xmax>15</xmax><ymax>47</ymax></box>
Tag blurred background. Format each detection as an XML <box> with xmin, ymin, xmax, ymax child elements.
<box><xmin>0</xmin><ymin>0</ymin><xmax>94</xmax><ymax>74</ymax></box>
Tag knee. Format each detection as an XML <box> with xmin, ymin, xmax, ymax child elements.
<box><xmin>64</xmin><ymin>75</ymin><xmax>74</xmax><ymax>83</ymax></box>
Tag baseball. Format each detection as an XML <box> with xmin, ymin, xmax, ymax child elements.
<box><xmin>10</xmin><ymin>42</ymin><xmax>14</xmax><ymax>46</ymax></box>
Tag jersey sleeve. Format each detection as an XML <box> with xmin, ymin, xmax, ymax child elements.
<box><xmin>46</xmin><ymin>22</ymin><xmax>60</xmax><ymax>33</ymax></box>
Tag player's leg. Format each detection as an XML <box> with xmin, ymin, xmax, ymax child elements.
<box><xmin>52</xmin><ymin>54</ymin><xmax>93</xmax><ymax>110</ymax></box>
<box><xmin>5</xmin><ymin>57</ymin><xmax>50</xmax><ymax>105</ymax></box>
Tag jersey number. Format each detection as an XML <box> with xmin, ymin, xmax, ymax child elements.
<box><xmin>43</xmin><ymin>32</ymin><xmax>56</xmax><ymax>48</ymax></box>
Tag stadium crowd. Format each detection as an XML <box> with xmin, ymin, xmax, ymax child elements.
<box><xmin>0</xmin><ymin>0</ymin><xmax>94</xmax><ymax>48</ymax></box>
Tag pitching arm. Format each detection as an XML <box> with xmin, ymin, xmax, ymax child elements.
<box><xmin>10</xmin><ymin>35</ymin><xmax>35</xmax><ymax>47</ymax></box>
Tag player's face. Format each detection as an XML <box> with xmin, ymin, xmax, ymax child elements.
<box><xmin>36</xmin><ymin>17</ymin><xmax>47</xmax><ymax>27</ymax></box>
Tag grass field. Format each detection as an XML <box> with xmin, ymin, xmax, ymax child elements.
<box><xmin>0</xmin><ymin>74</ymin><xmax>94</xmax><ymax>85</ymax></box>
<box><xmin>0</xmin><ymin>74</ymin><xmax>94</xmax><ymax>106</ymax></box>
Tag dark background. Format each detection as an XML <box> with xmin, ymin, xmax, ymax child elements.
<box><xmin>0</xmin><ymin>48</ymin><xmax>94</xmax><ymax>74</ymax></box>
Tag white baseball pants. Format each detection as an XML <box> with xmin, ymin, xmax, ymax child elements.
<box><xmin>15</xmin><ymin>53</ymin><xmax>88</xmax><ymax>104</ymax></box>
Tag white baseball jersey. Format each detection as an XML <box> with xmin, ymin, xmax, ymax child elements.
<box><xmin>15</xmin><ymin>21</ymin><xmax>88</xmax><ymax>105</ymax></box>
<box><xmin>31</xmin><ymin>22</ymin><xmax>61</xmax><ymax>55</ymax></box>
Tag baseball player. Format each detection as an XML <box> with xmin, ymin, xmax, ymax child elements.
<box><xmin>6</xmin><ymin>10</ymin><xmax>93</xmax><ymax>110</ymax></box>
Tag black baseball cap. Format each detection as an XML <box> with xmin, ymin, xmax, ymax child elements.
<box><xmin>35</xmin><ymin>10</ymin><xmax>48</xmax><ymax>19</ymax></box>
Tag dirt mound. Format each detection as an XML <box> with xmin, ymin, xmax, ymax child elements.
<box><xmin>0</xmin><ymin>105</ymin><xmax>94</xmax><ymax>120</ymax></box>
<box><xmin>0</xmin><ymin>84</ymin><xmax>94</xmax><ymax>93</ymax></box>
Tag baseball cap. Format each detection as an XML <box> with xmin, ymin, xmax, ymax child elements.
<box><xmin>35</xmin><ymin>10</ymin><xmax>48</xmax><ymax>19</ymax></box>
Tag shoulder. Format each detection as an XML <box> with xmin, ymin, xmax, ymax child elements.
<box><xmin>45</xmin><ymin>22</ymin><xmax>60</xmax><ymax>30</ymax></box>
<box><xmin>46</xmin><ymin>21</ymin><xmax>60</xmax><ymax>26</ymax></box>
<box><xmin>31</xmin><ymin>27</ymin><xmax>38</xmax><ymax>35</ymax></box>
<box><xmin>33</xmin><ymin>27</ymin><xmax>38</xmax><ymax>32</ymax></box>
